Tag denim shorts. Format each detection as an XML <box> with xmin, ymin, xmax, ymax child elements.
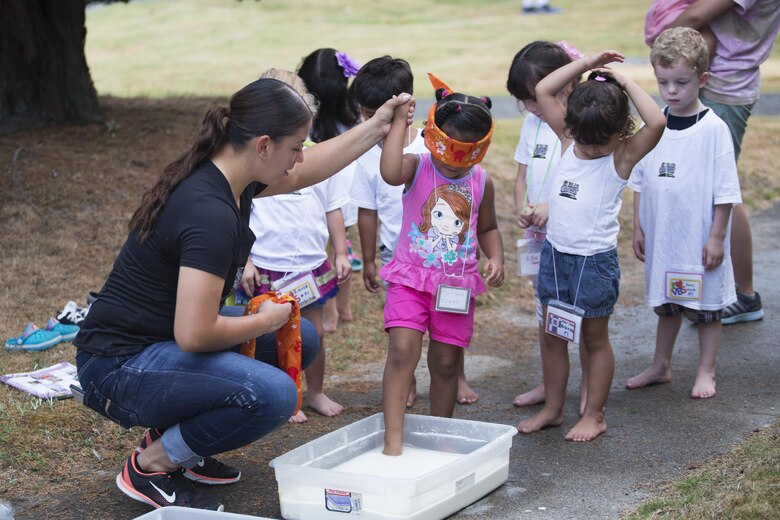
<box><xmin>537</xmin><ymin>241</ymin><xmax>620</xmax><ymax>318</ymax></box>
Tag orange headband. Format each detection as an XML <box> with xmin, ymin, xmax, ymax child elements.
<box><xmin>423</xmin><ymin>73</ymin><xmax>494</xmax><ymax>168</ymax></box>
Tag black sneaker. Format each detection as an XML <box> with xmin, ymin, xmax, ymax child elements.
<box><xmin>722</xmin><ymin>291</ymin><xmax>764</xmax><ymax>325</ymax></box>
<box><xmin>137</xmin><ymin>428</ymin><xmax>241</xmax><ymax>485</ymax></box>
<box><xmin>115</xmin><ymin>450</ymin><xmax>224</xmax><ymax>511</ymax></box>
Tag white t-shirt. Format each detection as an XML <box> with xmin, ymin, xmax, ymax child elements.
<box><xmin>629</xmin><ymin>109</ymin><xmax>742</xmax><ymax>310</ymax></box>
<box><xmin>514</xmin><ymin>114</ymin><xmax>562</xmax><ymax>233</ymax></box>
<box><xmin>352</xmin><ymin>128</ymin><xmax>427</xmax><ymax>251</ymax></box>
<box><xmin>547</xmin><ymin>146</ymin><xmax>627</xmax><ymax>255</ymax></box>
<box><xmin>335</xmin><ymin>161</ymin><xmax>358</xmax><ymax>227</ymax></box>
<box><xmin>248</xmin><ymin>173</ymin><xmax>350</xmax><ymax>272</ymax></box>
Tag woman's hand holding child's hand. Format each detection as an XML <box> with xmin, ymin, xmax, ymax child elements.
<box><xmin>483</xmin><ymin>258</ymin><xmax>505</xmax><ymax>288</ymax></box>
<box><xmin>373</xmin><ymin>93</ymin><xmax>414</xmax><ymax>135</ymax></box>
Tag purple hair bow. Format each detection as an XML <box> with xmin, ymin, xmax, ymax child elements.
<box><xmin>335</xmin><ymin>51</ymin><xmax>360</xmax><ymax>78</ymax></box>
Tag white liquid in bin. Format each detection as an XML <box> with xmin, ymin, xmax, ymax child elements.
<box><xmin>269</xmin><ymin>413</ymin><xmax>517</xmax><ymax>520</ymax></box>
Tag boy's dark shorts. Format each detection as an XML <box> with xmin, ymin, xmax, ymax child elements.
<box><xmin>653</xmin><ymin>303</ymin><xmax>722</xmax><ymax>324</ymax></box>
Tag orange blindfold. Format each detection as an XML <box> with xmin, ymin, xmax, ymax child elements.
<box><xmin>423</xmin><ymin>73</ymin><xmax>494</xmax><ymax>168</ymax></box>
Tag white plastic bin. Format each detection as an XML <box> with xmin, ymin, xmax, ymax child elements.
<box><xmin>134</xmin><ymin>506</ymin><xmax>275</xmax><ymax>520</ymax></box>
<box><xmin>269</xmin><ymin>413</ymin><xmax>517</xmax><ymax>520</ymax></box>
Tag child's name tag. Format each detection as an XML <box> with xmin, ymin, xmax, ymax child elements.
<box><xmin>271</xmin><ymin>272</ymin><xmax>321</xmax><ymax>308</ymax></box>
<box><xmin>665</xmin><ymin>271</ymin><xmax>703</xmax><ymax>301</ymax></box>
<box><xmin>435</xmin><ymin>284</ymin><xmax>471</xmax><ymax>314</ymax></box>
<box><xmin>545</xmin><ymin>299</ymin><xmax>585</xmax><ymax>345</ymax></box>
<box><xmin>517</xmin><ymin>238</ymin><xmax>542</xmax><ymax>276</ymax></box>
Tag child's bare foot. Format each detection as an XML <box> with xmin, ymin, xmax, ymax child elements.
<box><xmin>513</xmin><ymin>384</ymin><xmax>545</xmax><ymax>407</ymax></box>
<box><xmin>517</xmin><ymin>407</ymin><xmax>563</xmax><ymax>433</ymax></box>
<box><xmin>338</xmin><ymin>307</ymin><xmax>353</xmax><ymax>323</ymax></box>
<box><xmin>288</xmin><ymin>409</ymin><xmax>308</xmax><ymax>424</ymax></box>
<box><xmin>457</xmin><ymin>379</ymin><xmax>479</xmax><ymax>405</ymax></box>
<box><xmin>625</xmin><ymin>366</ymin><xmax>672</xmax><ymax>389</ymax></box>
<box><xmin>691</xmin><ymin>373</ymin><xmax>716</xmax><ymax>399</ymax></box>
<box><xmin>565</xmin><ymin>414</ymin><xmax>607</xmax><ymax>442</ymax></box>
<box><xmin>308</xmin><ymin>392</ymin><xmax>344</xmax><ymax>417</ymax></box>
<box><xmin>407</xmin><ymin>377</ymin><xmax>417</xmax><ymax>408</ymax></box>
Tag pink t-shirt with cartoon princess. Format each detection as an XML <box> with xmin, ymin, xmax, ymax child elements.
<box><xmin>379</xmin><ymin>154</ymin><xmax>487</xmax><ymax>296</ymax></box>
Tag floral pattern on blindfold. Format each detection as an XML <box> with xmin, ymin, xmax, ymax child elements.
<box><xmin>423</xmin><ymin>73</ymin><xmax>494</xmax><ymax>169</ymax></box>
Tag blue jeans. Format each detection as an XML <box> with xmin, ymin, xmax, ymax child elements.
<box><xmin>75</xmin><ymin>306</ymin><xmax>318</xmax><ymax>468</ymax></box>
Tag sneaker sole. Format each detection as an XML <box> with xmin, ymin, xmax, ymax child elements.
<box><xmin>183</xmin><ymin>469</ymin><xmax>241</xmax><ymax>485</ymax></box>
<box><xmin>722</xmin><ymin>309</ymin><xmax>764</xmax><ymax>325</ymax></box>
<box><xmin>115</xmin><ymin>472</ymin><xmax>162</xmax><ymax>509</ymax></box>
<box><xmin>4</xmin><ymin>336</ymin><xmax>62</xmax><ymax>351</ymax></box>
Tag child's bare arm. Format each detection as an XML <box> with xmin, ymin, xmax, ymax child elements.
<box><xmin>380</xmin><ymin>101</ymin><xmax>417</xmax><ymax>186</ymax></box>
<box><xmin>357</xmin><ymin>208</ymin><xmax>381</xmax><ymax>293</ymax></box>
<box><xmin>613</xmin><ymin>72</ymin><xmax>666</xmax><ymax>180</ymax></box>
<box><xmin>476</xmin><ymin>177</ymin><xmax>505</xmax><ymax>287</ymax></box>
<box><xmin>514</xmin><ymin>163</ymin><xmax>533</xmax><ymax>228</ymax></box>
<box><xmin>536</xmin><ymin>51</ymin><xmax>625</xmax><ymax>142</ymax></box>
<box><xmin>326</xmin><ymin>209</ymin><xmax>351</xmax><ymax>284</ymax></box>
<box><xmin>703</xmin><ymin>203</ymin><xmax>731</xmax><ymax>269</ymax></box>
<box><xmin>632</xmin><ymin>191</ymin><xmax>645</xmax><ymax>262</ymax></box>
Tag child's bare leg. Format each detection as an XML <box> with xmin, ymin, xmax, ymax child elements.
<box><xmin>322</xmin><ymin>295</ymin><xmax>339</xmax><ymax>333</ymax></box>
<box><xmin>518</xmin><ymin>329</ymin><xmax>567</xmax><ymax>433</ymax></box>
<box><xmin>301</xmin><ymin>307</ymin><xmax>343</xmax><ymax>417</ymax></box>
<box><xmin>691</xmin><ymin>320</ymin><xmax>719</xmax><ymax>399</ymax></box>
<box><xmin>407</xmin><ymin>374</ymin><xmax>417</xmax><ymax>407</ymax></box>
<box><xmin>457</xmin><ymin>349</ymin><xmax>479</xmax><ymax>404</ymax></box>
<box><xmin>514</xmin><ymin>325</ymin><xmax>546</xmax><ymax>407</ymax></box>
<box><xmin>578</xmin><ymin>337</ymin><xmax>590</xmax><ymax>416</ymax></box>
<box><xmin>427</xmin><ymin>340</ymin><xmax>461</xmax><ymax>418</ymax></box>
<box><xmin>567</xmin><ymin>317</ymin><xmax>612</xmax><ymax>442</ymax></box>
<box><xmin>383</xmin><ymin>328</ymin><xmax>424</xmax><ymax>455</ymax></box>
<box><xmin>626</xmin><ymin>313</ymin><xmax>681</xmax><ymax>389</ymax></box>
<box><xmin>336</xmin><ymin>277</ymin><xmax>353</xmax><ymax>323</ymax></box>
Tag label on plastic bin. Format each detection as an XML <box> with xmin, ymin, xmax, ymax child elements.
<box><xmin>325</xmin><ymin>488</ymin><xmax>362</xmax><ymax>514</ymax></box>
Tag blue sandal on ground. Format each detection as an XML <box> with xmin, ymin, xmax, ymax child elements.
<box><xmin>45</xmin><ymin>317</ymin><xmax>80</xmax><ymax>342</ymax></box>
<box><xmin>5</xmin><ymin>323</ymin><xmax>62</xmax><ymax>351</ymax></box>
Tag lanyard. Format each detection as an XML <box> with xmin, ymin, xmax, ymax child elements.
<box><xmin>432</xmin><ymin>161</ymin><xmax>474</xmax><ymax>279</ymax></box>
<box><xmin>551</xmin><ymin>147</ymin><xmax>609</xmax><ymax>309</ymax></box>
<box><xmin>522</xmin><ymin>119</ymin><xmax>558</xmax><ymax>212</ymax></box>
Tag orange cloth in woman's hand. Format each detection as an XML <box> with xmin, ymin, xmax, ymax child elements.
<box><xmin>240</xmin><ymin>293</ymin><xmax>303</xmax><ymax>414</ymax></box>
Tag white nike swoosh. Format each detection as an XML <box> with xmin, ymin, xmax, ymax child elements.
<box><xmin>196</xmin><ymin>459</ymin><xmax>205</xmax><ymax>468</ymax></box>
<box><xmin>150</xmin><ymin>481</ymin><xmax>176</xmax><ymax>503</ymax></box>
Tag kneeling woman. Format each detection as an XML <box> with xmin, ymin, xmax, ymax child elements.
<box><xmin>74</xmin><ymin>77</ymin><xmax>411</xmax><ymax>512</ymax></box>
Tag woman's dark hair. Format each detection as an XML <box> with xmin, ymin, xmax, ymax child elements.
<box><xmin>507</xmin><ymin>41</ymin><xmax>574</xmax><ymax>101</ymax></box>
<box><xmin>565</xmin><ymin>71</ymin><xmax>635</xmax><ymax>145</ymax></box>
<box><xmin>129</xmin><ymin>78</ymin><xmax>312</xmax><ymax>241</ymax></box>
<box><xmin>297</xmin><ymin>48</ymin><xmax>360</xmax><ymax>142</ymax></box>
<box><xmin>351</xmin><ymin>56</ymin><xmax>414</xmax><ymax>110</ymax></box>
<box><xmin>433</xmin><ymin>89</ymin><xmax>493</xmax><ymax>143</ymax></box>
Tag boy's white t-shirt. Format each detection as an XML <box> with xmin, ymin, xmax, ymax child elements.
<box><xmin>352</xmin><ymin>128</ymin><xmax>427</xmax><ymax>251</ymax></box>
<box><xmin>247</xmin><ymin>172</ymin><xmax>350</xmax><ymax>272</ymax></box>
<box><xmin>514</xmin><ymin>114</ymin><xmax>562</xmax><ymax>228</ymax></box>
<box><xmin>337</xmin><ymin>161</ymin><xmax>359</xmax><ymax>227</ymax></box>
<box><xmin>629</xmin><ymin>109</ymin><xmax>742</xmax><ymax>310</ymax></box>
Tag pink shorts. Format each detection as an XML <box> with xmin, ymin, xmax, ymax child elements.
<box><xmin>384</xmin><ymin>282</ymin><xmax>475</xmax><ymax>348</ymax></box>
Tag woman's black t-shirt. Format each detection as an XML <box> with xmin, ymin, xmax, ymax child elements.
<box><xmin>75</xmin><ymin>161</ymin><xmax>264</xmax><ymax>356</ymax></box>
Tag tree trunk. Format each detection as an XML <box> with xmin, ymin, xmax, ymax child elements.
<box><xmin>0</xmin><ymin>0</ymin><xmax>102</xmax><ymax>134</ymax></box>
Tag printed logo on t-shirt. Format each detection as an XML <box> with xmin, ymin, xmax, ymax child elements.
<box><xmin>658</xmin><ymin>162</ymin><xmax>676</xmax><ymax>178</ymax></box>
<box><xmin>533</xmin><ymin>144</ymin><xmax>549</xmax><ymax>159</ymax></box>
<box><xmin>558</xmin><ymin>180</ymin><xmax>579</xmax><ymax>200</ymax></box>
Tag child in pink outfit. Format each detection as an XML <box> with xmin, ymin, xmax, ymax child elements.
<box><xmin>379</xmin><ymin>76</ymin><xmax>505</xmax><ymax>456</ymax></box>
<box><xmin>645</xmin><ymin>0</ymin><xmax>716</xmax><ymax>59</ymax></box>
